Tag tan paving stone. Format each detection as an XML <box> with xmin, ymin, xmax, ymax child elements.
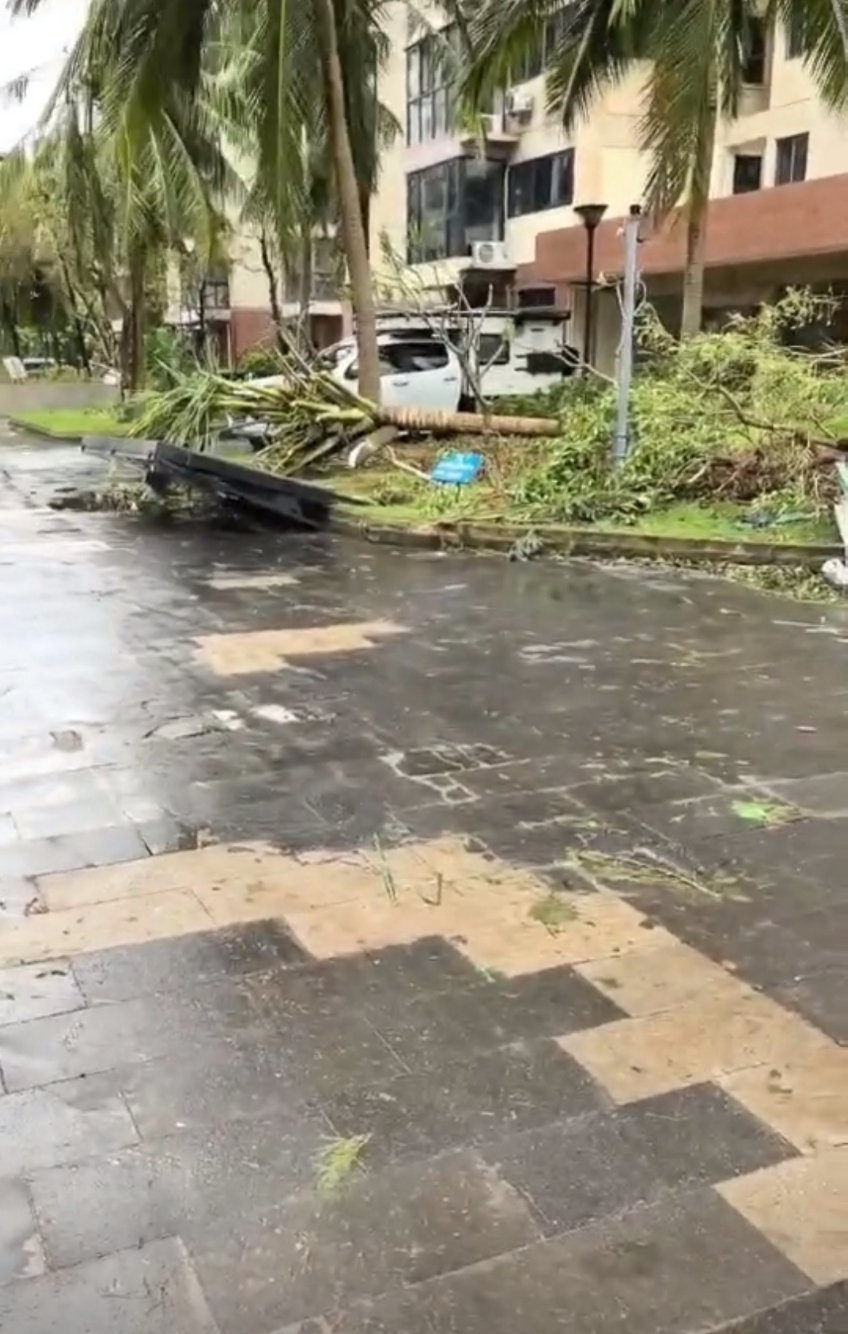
<box><xmin>717</xmin><ymin>1147</ymin><xmax>848</xmax><ymax>1284</ymax></box>
<box><xmin>720</xmin><ymin>1043</ymin><xmax>848</xmax><ymax>1154</ymax></box>
<box><xmin>0</xmin><ymin>889</ymin><xmax>212</xmax><ymax>967</ymax></box>
<box><xmin>577</xmin><ymin>939</ymin><xmax>747</xmax><ymax>1016</ymax></box>
<box><xmin>560</xmin><ymin>990</ymin><xmax>833</xmax><ymax>1103</ymax></box>
<box><xmin>195</xmin><ymin>853</ymin><xmax>383</xmax><ymax>926</ymax></box>
<box><xmin>193</xmin><ymin>620</ymin><xmax>406</xmax><ymax>675</ymax></box>
<box><xmin>206</xmin><ymin>573</ymin><xmax>298</xmax><ymax>590</ymax></box>
<box><xmin>455</xmin><ymin>892</ymin><xmax>676</xmax><ymax>977</ymax></box>
<box><xmin>37</xmin><ymin>842</ymin><xmax>279</xmax><ymax>910</ymax></box>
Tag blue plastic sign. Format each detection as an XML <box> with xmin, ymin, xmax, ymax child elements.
<box><xmin>429</xmin><ymin>451</ymin><xmax>484</xmax><ymax>485</ymax></box>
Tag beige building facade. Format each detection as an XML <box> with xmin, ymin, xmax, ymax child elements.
<box><xmin>369</xmin><ymin>4</ymin><xmax>848</xmax><ymax>369</ymax></box>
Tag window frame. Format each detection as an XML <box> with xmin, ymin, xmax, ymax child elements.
<box><xmin>732</xmin><ymin>152</ymin><xmax>763</xmax><ymax>195</ymax></box>
<box><xmin>506</xmin><ymin>149</ymin><xmax>575</xmax><ymax>218</ymax></box>
<box><xmin>511</xmin><ymin>6</ymin><xmax>569</xmax><ymax>84</ymax></box>
<box><xmin>407</xmin><ymin>157</ymin><xmax>505</xmax><ymax>262</ymax></box>
<box><xmin>406</xmin><ymin>25</ymin><xmax>457</xmax><ymax>145</ymax></box>
<box><xmin>775</xmin><ymin>132</ymin><xmax>809</xmax><ymax>186</ymax></box>
<box><xmin>741</xmin><ymin>16</ymin><xmax>767</xmax><ymax>85</ymax></box>
<box><xmin>785</xmin><ymin>12</ymin><xmax>806</xmax><ymax>59</ymax></box>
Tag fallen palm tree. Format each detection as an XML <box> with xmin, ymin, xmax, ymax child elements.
<box><xmin>129</xmin><ymin>362</ymin><xmax>558</xmax><ymax>473</ymax></box>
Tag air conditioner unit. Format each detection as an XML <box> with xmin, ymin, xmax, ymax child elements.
<box><xmin>505</xmin><ymin>88</ymin><xmax>534</xmax><ymax>117</ymax></box>
<box><xmin>479</xmin><ymin>111</ymin><xmax>505</xmax><ymax>136</ymax></box>
<box><xmin>470</xmin><ymin>240</ymin><xmax>513</xmax><ymax>269</ymax></box>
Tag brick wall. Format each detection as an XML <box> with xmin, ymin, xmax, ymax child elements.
<box><xmin>518</xmin><ymin>174</ymin><xmax>848</xmax><ymax>287</ymax></box>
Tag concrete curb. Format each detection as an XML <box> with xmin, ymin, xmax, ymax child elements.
<box><xmin>331</xmin><ymin>513</ymin><xmax>841</xmax><ymax>568</ymax></box>
<box><xmin>8</xmin><ymin>418</ymin><xmax>84</xmax><ymax>442</ymax></box>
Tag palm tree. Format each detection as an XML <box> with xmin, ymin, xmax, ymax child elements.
<box><xmin>462</xmin><ymin>0</ymin><xmax>848</xmax><ymax>337</ymax></box>
<box><xmin>13</xmin><ymin>0</ymin><xmax>390</xmax><ymax>402</ymax></box>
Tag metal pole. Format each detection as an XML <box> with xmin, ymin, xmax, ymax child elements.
<box><xmin>583</xmin><ymin>226</ymin><xmax>595</xmax><ymax>369</ymax></box>
<box><xmin>612</xmin><ymin>205</ymin><xmax>641</xmax><ymax>464</ymax></box>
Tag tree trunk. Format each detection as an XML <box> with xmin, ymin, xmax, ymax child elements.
<box><xmin>125</xmin><ymin>245</ymin><xmax>147</xmax><ymax>393</ymax></box>
<box><xmin>680</xmin><ymin>208</ymin><xmax>708</xmax><ymax>339</ymax></box>
<box><xmin>313</xmin><ymin>0</ymin><xmax>381</xmax><ymax>404</ymax></box>
<box><xmin>378</xmin><ymin>407</ymin><xmax>557</xmax><ymax>437</ymax></box>
<box><xmin>297</xmin><ymin>226</ymin><xmax>312</xmax><ymax>352</ymax></box>
<box><xmin>58</xmin><ymin>257</ymin><xmax>92</xmax><ymax>375</ymax></box>
<box><xmin>3</xmin><ymin>301</ymin><xmax>22</xmax><ymax>360</ymax></box>
<box><xmin>259</xmin><ymin>228</ymin><xmax>287</xmax><ymax>352</ymax></box>
<box><xmin>680</xmin><ymin>104</ymin><xmax>717</xmax><ymax>339</ymax></box>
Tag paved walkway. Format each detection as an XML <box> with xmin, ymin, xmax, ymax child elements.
<box><xmin>0</xmin><ymin>437</ymin><xmax>845</xmax><ymax>1333</ymax></box>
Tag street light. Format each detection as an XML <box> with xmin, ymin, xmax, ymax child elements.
<box><xmin>574</xmin><ymin>202</ymin><xmax>608</xmax><ymax>370</ymax></box>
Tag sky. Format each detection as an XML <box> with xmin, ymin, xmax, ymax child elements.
<box><xmin>0</xmin><ymin>0</ymin><xmax>88</xmax><ymax>151</ymax></box>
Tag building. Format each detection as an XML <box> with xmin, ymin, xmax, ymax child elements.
<box><xmin>166</xmin><ymin>228</ymin><xmax>349</xmax><ymax>366</ymax></box>
<box><xmin>369</xmin><ymin>4</ymin><xmax>848</xmax><ymax>371</ymax></box>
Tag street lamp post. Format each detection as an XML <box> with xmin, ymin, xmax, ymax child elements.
<box><xmin>574</xmin><ymin>202</ymin><xmax>608</xmax><ymax>370</ymax></box>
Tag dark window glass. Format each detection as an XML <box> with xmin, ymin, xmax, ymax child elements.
<box><xmin>383</xmin><ymin>341</ymin><xmax>449</xmax><ymax>372</ymax></box>
<box><xmin>775</xmin><ymin>132</ymin><xmax>808</xmax><ymax>185</ymax></box>
<box><xmin>786</xmin><ymin>12</ymin><xmax>805</xmax><ymax>59</ymax></box>
<box><xmin>733</xmin><ymin>153</ymin><xmax>762</xmax><ymax>194</ymax></box>
<box><xmin>477</xmin><ymin>333</ymin><xmax>510</xmax><ymax>366</ymax></box>
<box><xmin>464</xmin><ymin>157</ymin><xmax>505</xmax><ymax>245</ymax></box>
<box><xmin>516</xmin><ymin>286</ymin><xmax>556</xmax><ymax>307</ymax></box>
<box><xmin>742</xmin><ymin>17</ymin><xmax>766</xmax><ymax>84</ymax></box>
<box><xmin>407</xmin><ymin>158</ymin><xmax>505</xmax><ymax>262</ymax></box>
<box><xmin>507</xmin><ymin>150</ymin><xmax>575</xmax><ymax>217</ymax></box>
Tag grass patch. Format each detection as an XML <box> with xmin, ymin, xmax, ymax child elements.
<box><xmin>314</xmin><ymin>1134</ymin><xmax>370</xmax><ymax>1195</ymax></box>
<box><xmin>11</xmin><ymin>406</ymin><xmax>128</xmax><ymax>441</ymax></box>
<box><xmin>528</xmin><ymin>893</ymin><xmax>579</xmax><ymax>934</ymax></box>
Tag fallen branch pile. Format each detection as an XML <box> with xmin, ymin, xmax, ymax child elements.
<box><xmin>131</xmin><ymin>361</ymin><xmax>557</xmax><ymax>473</ymax></box>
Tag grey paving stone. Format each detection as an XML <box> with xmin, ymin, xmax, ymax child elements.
<box><xmin>480</xmin><ymin>1083</ymin><xmax>796</xmax><ymax>1235</ymax></box>
<box><xmin>364</xmin><ymin>965</ymin><xmax>623</xmax><ymax>1071</ymax></box>
<box><xmin>760</xmin><ymin>771</ymin><xmax>848</xmax><ymax>817</ymax></box>
<box><xmin>716</xmin><ymin>1282</ymin><xmax>848</xmax><ymax>1332</ymax></box>
<box><xmin>11</xmin><ymin>799</ymin><xmax>130</xmax><ymax>843</ymax></box>
<box><xmin>771</xmin><ymin>971</ymin><xmax>848</xmax><ymax>1044</ymax></box>
<box><xmin>0</xmin><ymin>1073</ymin><xmax>137</xmax><ymax>1174</ymax></box>
<box><xmin>72</xmin><ymin>920</ymin><xmax>308</xmax><ymax>1004</ymax></box>
<box><xmin>0</xmin><ymin>980</ymin><xmax>261</xmax><ymax>1091</ymax></box>
<box><xmin>119</xmin><ymin>1043</ymin><xmax>328</xmax><ymax>1138</ymax></box>
<box><xmin>0</xmin><ymin>1236</ymin><xmax>218</xmax><ymax>1333</ymax></box>
<box><xmin>29</xmin><ymin>1115</ymin><xmax>328</xmax><ymax>1269</ymax></box>
<box><xmin>192</xmin><ymin>1150</ymin><xmax>540</xmax><ymax>1334</ymax></box>
<box><xmin>321</xmin><ymin>1040</ymin><xmax>607</xmax><ymax>1166</ymax></box>
<box><xmin>0</xmin><ymin>1180</ymin><xmax>45</xmax><ymax>1286</ymax></box>
<box><xmin>0</xmin><ymin>959</ymin><xmax>84</xmax><ymax>1026</ymax></box>
<box><xmin>278</xmin><ymin>1189</ymin><xmax>807</xmax><ymax>1334</ymax></box>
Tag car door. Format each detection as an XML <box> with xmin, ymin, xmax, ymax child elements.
<box><xmin>380</xmin><ymin>339</ymin><xmax>460</xmax><ymax>410</ymax></box>
<box><xmin>340</xmin><ymin>339</ymin><xmax>461</xmax><ymax>410</ymax></box>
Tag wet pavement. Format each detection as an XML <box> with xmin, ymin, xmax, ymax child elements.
<box><xmin>0</xmin><ymin>435</ymin><xmax>846</xmax><ymax>1333</ymax></box>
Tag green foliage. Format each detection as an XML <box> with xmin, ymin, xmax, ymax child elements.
<box><xmin>145</xmin><ymin>327</ymin><xmax>199</xmax><ymax>390</ymax></box>
<box><xmin>513</xmin><ymin>294</ymin><xmax>848</xmax><ymax>524</ymax></box>
<box><xmin>237</xmin><ymin>346</ymin><xmax>284</xmax><ymax>377</ymax></box>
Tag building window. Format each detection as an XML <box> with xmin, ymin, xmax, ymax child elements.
<box><xmin>511</xmin><ymin>7</ymin><xmax>569</xmax><ymax>83</ymax></box>
<box><xmin>517</xmin><ymin>286</ymin><xmax>556</xmax><ymax>307</ymax></box>
<box><xmin>786</xmin><ymin>12</ymin><xmax>806</xmax><ymax>59</ymax></box>
<box><xmin>775</xmin><ymin>132</ymin><xmax>808</xmax><ymax>185</ymax></box>
<box><xmin>742</xmin><ymin>16</ymin><xmax>767</xmax><ymax>84</ymax></box>
<box><xmin>407</xmin><ymin>158</ymin><xmax>505</xmax><ymax>262</ymax></box>
<box><xmin>732</xmin><ymin>153</ymin><xmax>762</xmax><ymax>194</ymax></box>
<box><xmin>507</xmin><ymin>150</ymin><xmax>574</xmax><ymax>218</ymax></box>
<box><xmin>406</xmin><ymin>26</ymin><xmax>457</xmax><ymax>144</ymax></box>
